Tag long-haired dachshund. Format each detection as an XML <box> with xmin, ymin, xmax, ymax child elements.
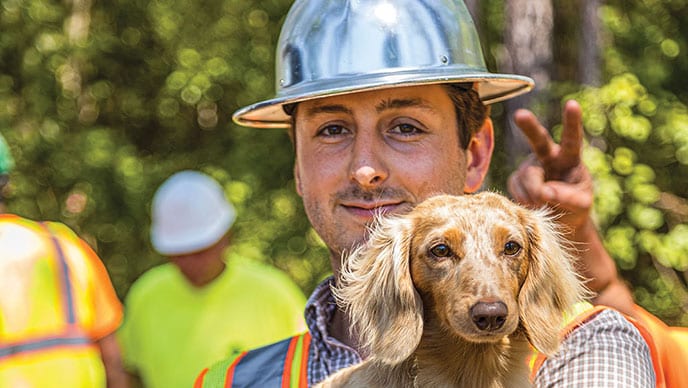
<box><xmin>317</xmin><ymin>192</ymin><xmax>589</xmax><ymax>388</ymax></box>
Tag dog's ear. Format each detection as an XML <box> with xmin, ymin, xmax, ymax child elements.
<box><xmin>335</xmin><ymin>215</ymin><xmax>423</xmax><ymax>364</ymax></box>
<box><xmin>517</xmin><ymin>208</ymin><xmax>588</xmax><ymax>356</ymax></box>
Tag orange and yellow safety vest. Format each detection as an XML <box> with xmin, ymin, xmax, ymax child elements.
<box><xmin>0</xmin><ymin>215</ymin><xmax>123</xmax><ymax>387</ymax></box>
<box><xmin>196</xmin><ymin>303</ymin><xmax>687</xmax><ymax>388</ymax></box>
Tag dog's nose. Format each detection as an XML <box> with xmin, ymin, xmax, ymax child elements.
<box><xmin>470</xmin><ymin>301</ymin><xmax>508</xmax><ymax>331</ymax></box>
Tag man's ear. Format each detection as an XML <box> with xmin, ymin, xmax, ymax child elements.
<box><xmin>464</xmin><ymin>117</ymin><xmax>494</xmax><ymax>193</ymax></box>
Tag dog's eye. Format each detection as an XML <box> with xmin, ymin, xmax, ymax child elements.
<box><xmin>429</xmin><ymin>243</ymin><xmax>453</xmax><ymax>258</ymax></box>
<box><xmin>503</xmin><ymin>241</ymin><xmax>522</xmax><ymax>256</ymax></box>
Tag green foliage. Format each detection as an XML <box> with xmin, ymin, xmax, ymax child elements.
<box><xmin>474</xmin><ymin>0</ymin><xmax>688</xmax><ymax>325</ymax></box>
<box><xmin>1</xmin><ymin>0</ymin><xmax>687</xmax><ymax>325</ymax></box>
<box><xmin>0</xmin><ymin>0</ymin><xmax>330</xmax><ymax>299</ymax></box>
<box><xmin>572</xmin><ymin>72</ymin><xmax>688</xmax><ymax>325</ymax></box>
<box><xmin>600</xmin><ymin>0</ymin><xmax>688</xmax><ymax>103</ymax></box>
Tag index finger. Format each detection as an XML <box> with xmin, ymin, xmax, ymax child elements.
<box><xmin>559</xmin><ymin>100</ymin><xmax>584</xmax><ymax>165</ymax></box>
<box><xmin>513</xmin><ymin>108</ymin><xmax>555</xmax><ymax>162</ymax></box>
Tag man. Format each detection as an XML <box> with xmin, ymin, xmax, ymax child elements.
<box><xmin>118</xmin><ymin>170</ymin><xmax>307</xmax><ymax>388</ymax></box>
<box><xmin>0</xmin><ymin>133</ymin><xmax>129</xmax><ymax>387</ymax></box>
<box><xmin>197</xmin><ymin>0</ymin><xmax>683</xmax><ymax>386</ymax></box>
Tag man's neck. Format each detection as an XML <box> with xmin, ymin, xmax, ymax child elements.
<box><xmin>329</xmin><ymin>263</ymin><xmax>367</xmax><ymax>357</ymax></box>
<box><xmin>176</xmin><ymin>258</ymin><xmax>226</xmax><ymax>288</ymax></box>
<box><xmin>329</xmin><ymin>305</ymin><xmax>366</xmax><ymax>356</ymax></box>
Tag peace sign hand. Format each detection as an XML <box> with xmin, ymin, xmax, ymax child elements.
<box><xmin>507</xmin><ymin>100</ymin><xmax>593</xmax><ymax>233</ymax></box>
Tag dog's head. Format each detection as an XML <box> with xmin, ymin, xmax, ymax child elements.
<box><xmin>335</xmin><ymin>192</ymin><xmax>588</xmax><ymax>364</ymax></box>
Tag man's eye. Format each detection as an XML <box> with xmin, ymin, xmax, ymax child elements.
<box><xmin>429</xmin><ymin>243</ymin><xmax>452</xmax><ymax>258</ymax></box>
<box><xmin>318</xmin><ymin>125</ymin><xmax>347</xmax><ymax>137</ymax></box>
<box><xmin>390</xmin><ymin>123</ymin><xmax>422</xmax><ymax>135</ymax></box>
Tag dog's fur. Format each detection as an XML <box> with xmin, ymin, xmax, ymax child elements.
<box><xmin>316</xmin><ymin>192</ymin><xmax>589</xmax><ymax>388</ymax></box>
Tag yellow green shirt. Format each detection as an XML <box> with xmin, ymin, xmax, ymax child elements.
<box><xmin>117</xmin><ymin>255</ymin><xmax>307</xmax><ymax>388</ymax></box>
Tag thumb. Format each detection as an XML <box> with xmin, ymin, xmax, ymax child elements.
<box><xmin>542</xmin><ymin>182</ymin><xmax>593</xmax><ymax>212</ymax></box>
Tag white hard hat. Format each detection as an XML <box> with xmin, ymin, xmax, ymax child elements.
<box><xmin>150</xmin><ymin>170</ymin><xmax>236</xmax><ymax>255</ymax></box>
<box><xmin>232</xmin><ymin>0</ymin><xmax>534</xmax><ymax>128</ymax></box>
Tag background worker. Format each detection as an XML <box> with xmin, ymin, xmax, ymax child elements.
<box><xmin>196</xmin><ymin>0</ymin><xmax>678</xmax><ymax>386</ymax></box>
<box><xmin>117</xmin><ymin>170</ymin><xmax>306</xmax><ymax>388</ymax></box>
<box><xmin>0</xmin><ymin>133</ymin><xmax>129</xmax><ymax>387</ymax></box>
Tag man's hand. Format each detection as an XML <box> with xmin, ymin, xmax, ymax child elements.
<box><xmin>507</xmin><ymin>100</ymin><xmax>593</xmax><ymax>233</ymax></box>
<box><xmin>507</xmin><ymin>100</ymin><xmax>637</xmax><ymax>316</ymax></box>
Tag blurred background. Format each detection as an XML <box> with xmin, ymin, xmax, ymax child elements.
<box><xmin>1</xmin><ymin>0</ymin><xmax>687</xmax><ymax>325</ymax></box>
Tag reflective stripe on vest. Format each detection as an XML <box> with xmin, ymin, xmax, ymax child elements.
<box><xmin>0</xmin><ymin>223</ymin><xmax>92</xmax><ymax>360</ymax></box>
<box><xmin>0</xmin><ymin>333</ymin><xmax>92</xmax><ymax>359</ymax></box>
<box><xmin>197</xmin><ymin>332</ymin><xmax>311</xmax><ymax>388</ymax></box>
<box><xmin>47</xmin><ymin>223</ymin><xmax>77</xmax><ymax>324</ymax></box>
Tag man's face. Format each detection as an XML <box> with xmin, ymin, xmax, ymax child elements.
<box><xmin>169</xmin><ymin>234</ymin><xmax>229</xmax><ymax>287</ymax></box>
<box><xmin>293</xmin><ymin>85</ymin><xmax>493</xmax><ymax>263</ymax></box>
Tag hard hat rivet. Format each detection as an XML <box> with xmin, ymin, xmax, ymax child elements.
<box><xmin>440</xmin><ymin>55</ymin><xmax>448</xmax><ymax>64</ymax></box>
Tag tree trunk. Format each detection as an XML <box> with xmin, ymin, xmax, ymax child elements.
<box><xmin>500</xmin><ymin>0</ymin><xmax>554</xmax><ymax>169</ymax></box>
<box><xmin>465</xmin><ymin>0</ymin><xmax>480</xmax><ymax>24</ymax></box>
<box><xmin>64</xmin><ymin>0</ymin><xmax>99</xmax><ymax>125</ymax></box>
<box><xmin>579</xmin><ymin>0</ymin><xmax>601</xmax><ymax>86</ymax></box>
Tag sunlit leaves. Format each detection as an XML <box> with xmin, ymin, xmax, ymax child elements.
<box><xmin>226</xmin><ymin>180</ymin><xmax>252</xmax><ymax>206</ymax></box>
<box><xmin>165</xmin><ymin>71</ymin><xmax>189</xmax><ymax>90</ymax></box>
<box><xmin>177</xmin><ymin>48</ymin><xmax>202</xmax><ymax>69</ymax></box>
<box><xmin>206</xmin><ymin>57</ymin><xmax>229</xmax><ymax>78</ymax></box>
<box><xmin>661</xmin><ymin>39</ymin><xmax>680</xmax><ymax>58</ymax></box>
<box><xmin>2</xmin><ymin>0</ymin><xmax>686</xmax><ymax>323</ymax></box>
<box><xmin>570</xmin><ymin>14</ymin><xmax>688</xmax><ymax>321</ymax></box>
<box><xmin>628</xmin><ymin>203</ymin><xmax>664</xmax><ymax>231</ymax></box>
<box><xmin>604</xmin><ymin>225</ymin><xmax>637</xmax><ymax>270</ymax></box>
<box><xmin>612</xmin><ymin>147</ymin><xmax>636</xmax><ymax>175</ymax></box>
<box><xmin>180</xmin><ymin>85</ymin><xmax>202</xmax><ymax>104</ymax></box>
<box><xmin>83</xmin><ymin>129</ymin><xmax>116</xmax><ymax>168</ymax></box>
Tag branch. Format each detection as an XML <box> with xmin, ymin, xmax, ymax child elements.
<box><xmin>656</xmin><ymin>192</ymin><xmax>688</xmax><ymax>225</ymax></box>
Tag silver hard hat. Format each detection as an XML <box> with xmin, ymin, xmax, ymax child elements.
<box><xmin>233</xmin><ymin>0</ymin><xmax>534</xmax><ymax>128</ymax></box>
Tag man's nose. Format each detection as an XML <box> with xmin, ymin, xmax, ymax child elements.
<box><xmin>351</xmin><ymin>165</ymin><xmax>385</xmax><ymax>187</ymax></box>
<box><xmin>349</xmin><ymin>137</ymin><xmax>388</xmax><ymax>188</ymax></box>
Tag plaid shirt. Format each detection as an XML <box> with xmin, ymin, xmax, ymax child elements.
<box><xmin>305</xmin><ymin>276</ymin><xmax>656</xmax><ymax>387</ymax></box>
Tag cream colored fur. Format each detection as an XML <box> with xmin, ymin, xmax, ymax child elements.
<box><xmin>316</xmin><ymin>192</ymin><xmax>589</xmax><ymax>388</ymax></box>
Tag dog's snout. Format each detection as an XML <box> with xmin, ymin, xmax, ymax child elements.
<box><xmin>470</xmin><ymin>301</ymin><xmax>508</xmax><ymax>331</ymax></box>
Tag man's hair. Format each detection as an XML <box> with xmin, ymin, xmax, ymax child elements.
<box><xmin>443</xmin><ymin>83</ymin><xmax>488</xmax><ymax>149</ymax></box>
<box><xmin>285</xmin><ymin>83</ymin><xmax>488</xmax><ymax>150</ymax></box>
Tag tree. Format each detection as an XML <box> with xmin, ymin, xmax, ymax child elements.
<box><xmin>474</xmin><ymin>0</ymin><xmax>688</xmax><ymax>324</ymax></box>
<box><xmin>0</xmin><ymin>0</ymin><xmax>330</xmax><ymax>299</ymax></box>
<box><xmin>1</xmin><ymin>0</ymin><xmax>686</xmax><ymax>325</ymax></box>
<box><xmin>501</xmin><ymin>0</ymin><xmax>554</xmax><ymax>171</ymax></box>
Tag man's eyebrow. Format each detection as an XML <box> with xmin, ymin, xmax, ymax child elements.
<box><xmin>375</xmin><ymin>98</ymin><xmax>437</xmax><ymax>113</ymax></box>
<box><xmin>304</xmin><ymin>104</ymin><xmax>352</xmax><ymax>117</ymax></box>
<box><xmin>303</xmin><ymin>98</ymin><xmax>437</xmax><ymax>117</ymax></box>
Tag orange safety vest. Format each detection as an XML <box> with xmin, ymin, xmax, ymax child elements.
<box><xmin>527</xmin><ymin>305</ymin><xmax>669</xmax><ymax>387</ymax></box>
<box><xmin>631</xmin><ymin>305</ymin><xmax>688</xmax><ymax>388</ymax></box>
<box><xmin>0</xmin><ymin>215</ymin><xmax>123</xmax><ymax>387</ymax></box>
<box><xmin>196</xmin><ymin>305</ymin><xmax>684</xmax><ymax>388</ymax></box>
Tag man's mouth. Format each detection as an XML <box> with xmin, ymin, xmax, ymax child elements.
<box><xmin>341</xmin><ymin>201</ymin><xmax>404</xmax><ymax>218</ymax></box>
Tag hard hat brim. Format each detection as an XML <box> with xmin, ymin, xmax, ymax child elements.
<box><xmin>232</xmin><ymin>70</ymin><xmax>534</xmax><ymax>129</ymax></box>
<box><xmin>151</xmin><ymin>204</ymin><xmax>235</xmax><ymax>256</ymax></box>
